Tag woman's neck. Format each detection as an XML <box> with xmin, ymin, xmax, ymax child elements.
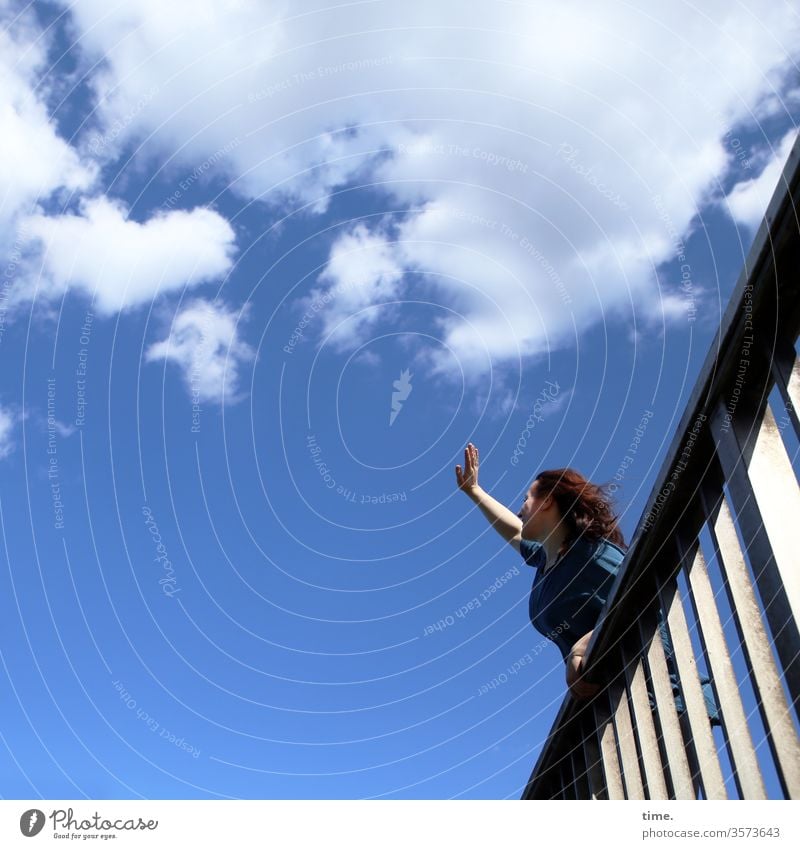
<box><xmin>542</xmin><ymin>525</ymin><xmax>569</xmax><ymax>570</ymax></box>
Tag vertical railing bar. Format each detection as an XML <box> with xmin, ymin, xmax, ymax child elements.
<box><xmin>710</xmin><ymin>400</ymin><xmax>800</xmax><ymax>703</ymax></box>
<box><xmin>582</xmin><ymin>712</ymin><xmax>608</xmax><ymax>800</ymax></box>
<box><xmin>639</xmin><ymin>656</ymin><xmax>678</xmax><ymax>799</ymax></box>
<box><xmin>561</xmin><ymin>759</ymin><xmax>576</xmax><ymax>800</ymax></box>
<box><xmin>593</xmin><ymin>696</ymin><xmax>625</xmax><ymax>800</ymax></box>
<box><xmin>608</xmin><ymin>675</ymin><xmax>645</xmax><ymax>800</ymax></box>
<box><xmin>700</xmin><ymin>479</ymin><xmax>800</xmax><ymax>798</ymax></box>
<box><xmin>621</xmin><ymin>641</ymin><xmax>669</xmax><ymax>799</ymax></box>
<box><xmin>765</xmin><ymin>332</ymin><xmax>800</xmax><ymax>444</ymax></box>
<box><xmin>571</xmin><ymin>745</ymin><xmax>590</xmax><ymax>800</ymax></box>
<box><xmin>550</xmin><ymin>741</ymin><xmax>577</xmax><ymax>800</ymax></box>
<box><xmin>639</xmin><ymin>617</ymin><xmax>696</xmax><ymax>798</ymax></box>
<box><xmin>544</xmin><ymin>768</ymin><xmax>561</xmax><ymax>801</ymax></box>
<box><xmin>550</xmin><ymin>753</ymin><xmax>573</xmax><ymax>800</ymax></box>
<box><xmin>529</xmin><ymin>741</ymin><xmax>574</xmax><ymax>800</ymax></box>
<box><xmin>656</xmin><ymin>569</ymin><xmax>728</xmax><ymax>799</ymax></box>
<box><xmin>675</xmin><ymin>524</ymin><xmax>767</xmax><ymax>798</ymax></box>
<box><xmin>746</xmin><ymin>401</ymin><xmax>800</xmax><ymax>621</ymax></box>
<box><xmin>540</xmin><ymin>768</ymin><xmax>556</xmax><ymax>801</ymax></box>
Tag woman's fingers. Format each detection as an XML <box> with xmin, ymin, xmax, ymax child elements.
<box><xmin>465</xmin><ymin>443</ymin><xmax>478</xmax><ymax>474</ymax></box>
<box><xmin>571</xmin><ymin>680</ymin><xmax>600</xmax><ymax>700</ymax></box>
<box><xmin>566</xmin><ymin>654</ymin><xmax>601</xmax><ymax>700</ymax></box>
<box><xmin>457</xmin><ymin>444</ymin><xmax>479</xmax><ymax>491</ymax></box>
<box><xmin>567</xmin><ymin>660</ymin><xmax>601</xmax><ymax>700</ymax></box>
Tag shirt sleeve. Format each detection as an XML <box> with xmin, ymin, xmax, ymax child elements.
<box><xmin>519</xmin><ymin>537</ymin><xmax>545</xmax><ymax>568</ymax></box>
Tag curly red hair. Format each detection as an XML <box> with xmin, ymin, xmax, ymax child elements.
<box><xmin>533</xmin><ymin>467</ymin><xmax>626</xmax><ymax>554</ymax></box>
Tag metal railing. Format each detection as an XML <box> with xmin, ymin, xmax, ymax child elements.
<box><xmin>522</xmin><ymin>132</ymin><xmax>800</xmax><ymax>800</ymax></box>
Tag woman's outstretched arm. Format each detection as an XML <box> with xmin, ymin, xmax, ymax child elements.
<box><xmin>456</xmin><ymin>443</ymin><xmax>523</xmax><ymax>549</ymax></box>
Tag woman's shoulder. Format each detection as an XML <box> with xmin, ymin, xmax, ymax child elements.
<box><xmin>566</xmin><ymin>534</ymin><xmax>626</xmax><ymax>569</ymax></box>
<box><xmin>601</xmin><ymin>537</ymin><xmax>626</xmax><ymax>556</ymax></box>
<box><xmin>519</xmin><ymin>537</ymin><xmax>546</xmax><ymax>568</ymax></box>
<box><xmin>591</xmin><ymin>537</ymin><xmax>627</xmax><ymax>567</ymax></box>
<box><xmin>521</xmin><ymin>534</ymin><xmax>626</xmax><ymax>571</ymax></box>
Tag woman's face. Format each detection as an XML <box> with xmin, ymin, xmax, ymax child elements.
<box><xmin>517</xmin><ymin>480</ymin><xmax>558</xmax><ymax>539</ymax></box>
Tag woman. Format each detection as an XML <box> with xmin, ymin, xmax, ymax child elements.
<box><xmin>455</xmin><ymin>443</ymin><xmax>623</xmax><ymax>699</ymax></box>
<box><xmin>455</xmin><ymin>443</ymin><xmax>721</xmax><ymax>721</ymax></box>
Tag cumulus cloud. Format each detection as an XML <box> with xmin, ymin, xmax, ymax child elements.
<box><xmin>0</xmin><ymin>404</ymin><xmax>16</xmax><ymax>460</ymax></box>
<box><xmin>36</xmin><ymin>0</ymin><xmax>800</xmax><ymax>374</ymax></box>
<box><xmin>22</xmin><ymin>196</ymin><xmax>237</xmax><ymax>315</ymax></box>
<box><xmin>723</xmin><ymin>129</ymin><xmax>798</xmax><ymax>230</ymax></box>
<box><xmin>145</xmin><ymin>298</ymin><xmax>256</xmax><ymax>404</ymax></box>
<box><xmin>0</xmin><ymin>4</ymin><xmax>96</xmax><ymax>311</ymax></box>
<box><xmin>1</xmin><ymin>4</ymin><xmax>239</xmax><ymax>320</ymax></box>
<box><xmin>302</xmin><ymin>223</ymin><xmax>404</xmax><ymax>346</ymax></box>
<box><xmin>0</xmin><ymin>14</ymin><xmax>96</xmax><ymax>233</ymax></box>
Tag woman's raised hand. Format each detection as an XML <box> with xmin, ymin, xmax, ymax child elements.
<box><xmin>455</xmin><ymin>443</ymin><xmax>480</xmax><ymax>494</ymax></box>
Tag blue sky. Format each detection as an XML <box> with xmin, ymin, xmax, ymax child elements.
<box><xmin>1</xmin><ymin>0</ymin><xmax>799</xmax><ymax>799</ymax></box>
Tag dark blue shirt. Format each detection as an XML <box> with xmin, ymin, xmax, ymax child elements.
<box><xmin>520</xmin><ymin>534</ymin><xmax>623</xmax><ymax>661</ymax></box>
<box><xmin>519</xmin><ymin>534</ymin><xmax>720</xmax><ymax>724</ymax></box>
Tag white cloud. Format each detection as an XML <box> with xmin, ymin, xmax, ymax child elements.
<box><xmin>753</xmin><ymin>84</ymin><xmax>800</xmax><ymax>122</ymax></box>
<box><xmin>723</xmin><ymin>129</ymin><xmax>798</xmax><ymax>229</ymax></box>
<box><xmin>22</xmin><ymin>196</ymin><xmax>237</xmax><ymax>315</ymax></box>
<box><xmin>657</xmin><ymin>292</ymin><xmax>694</xmax><ymax>323</ymax></box>
<box><xmin>1</xmin><ymin>4</ymin><xmax>240</xmax><ymax>320</ymax></box>
<box><xmin>0</xmin><ymin>4</ymin><xmax>97</xmax><ymax>316</ymax></box>
<box><xmin>353</xmin><ymin>349</ymin><xmax>382</xmax><ymax>368</ymax></box>
<box><xmin>33</xmin><ymin>0</ymin><xmax>800</xmax><ymax>374</ymax></box>
<box><xmin>0</xmin><ymin>404</ymin><xmax>16</xmax><ymax>459</ymax></box>
<box><xmin>0</xmin><ymin>15</ymin><xmax>96</xmax><ymax>233</ymax></box>
<box><xmin>145</xmin><ymin>298</ymin><xmax>255</xmax><ymax>404</ymax></box>
<box><xmin>302</xmin><ymin>223</ymin><xmax>404</xmax><ymax>347</ymax></box>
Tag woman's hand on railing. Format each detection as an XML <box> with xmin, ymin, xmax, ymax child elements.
<box><xmin>566</xmin><ymin>631</ymin><xmax>601</xmax><ymax>700</ymax></box>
